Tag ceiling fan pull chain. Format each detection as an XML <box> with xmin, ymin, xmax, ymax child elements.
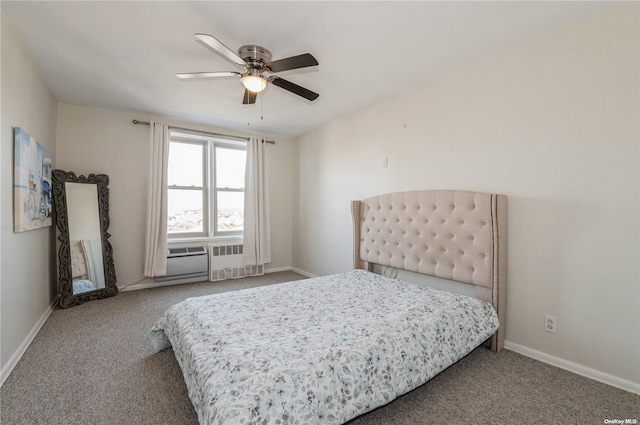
<box><xmin>261</xmin><ymin>95</ymin><xmax>264</xmax><ymax>120</ymax></box>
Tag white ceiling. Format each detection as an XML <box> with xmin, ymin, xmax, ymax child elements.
<box><xmin>1</xmin><ymin>1</ymin><xmax>616</xmax><ymax>137</ymax></box>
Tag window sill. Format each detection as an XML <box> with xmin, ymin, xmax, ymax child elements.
<box><xmin>168</xmin><ymin>236</ymin><xmax>243</xmax><ymax>247</ymax></box>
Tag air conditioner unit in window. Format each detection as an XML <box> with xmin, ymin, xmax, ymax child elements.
<box><xmin>154</xmin><ymin>246</ymin><xmax>208</xmax><ymax>284</ymax></box>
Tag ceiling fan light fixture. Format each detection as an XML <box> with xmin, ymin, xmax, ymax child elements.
<box><xmin>241</xmin><ymin>73</ymin><xmax>267</xmax><ymax>93</ymax></box>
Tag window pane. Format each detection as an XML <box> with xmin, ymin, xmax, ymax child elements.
<box><xmin>217</xmin><ymin>191</ymin><xmax>243</xmax><ymax>233</ymax></box>
<box><xmin>168</xmin><ymin>142</ymin><xmax>203</xmax><ymax>187</ymax></box>
<box><xmin>216</xmin><ymin>147</ymin><xmax>246</xmax><ymax>189</ymax></box>
<box><xmin>168</xmin><ymin>189</ymin><xmax>204</xmax><ymax>234</ymax></box>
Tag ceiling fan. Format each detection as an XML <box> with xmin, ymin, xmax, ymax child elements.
<box><xmin>177</xmin><ymin>34</ymin><xmax>319</xmax><ymax>105</ymax></box>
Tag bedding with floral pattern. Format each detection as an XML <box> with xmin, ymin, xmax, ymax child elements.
<box><xmin>150</xmin><ymin>269</ymin><xmax>498</xmax><ymax>425</ymax></box>
<box><xmin>72</xmin><ymin>279</ymin><xmax>95</xmax><ymax>294</ymax></box>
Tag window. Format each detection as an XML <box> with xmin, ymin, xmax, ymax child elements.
<box><xmin>167</xmin><ymin>131</ymin><xmax>246</xmax><ymax>240</ymax></box>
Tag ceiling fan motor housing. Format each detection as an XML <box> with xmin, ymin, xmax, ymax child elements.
<box><xmin>238</xmin><ymin>45</ymin><xmax>272</xmax><ymax>69</ymax></box>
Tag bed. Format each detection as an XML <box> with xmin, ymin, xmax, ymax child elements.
<box><xmin>150</xmin><ymin>189</ymin><xmax>507</xmax><ymax>425</ymax></box>
<box><xmin>70</xmin><ymin>240</ymin><xmax>97</xmax><ymax>294</ymax></box>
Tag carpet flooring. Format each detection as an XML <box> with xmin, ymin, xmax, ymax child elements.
<box><xmin>1</xmin><ymin>271</ymin><xmax>637</xmax><ymax>424</ymax></box>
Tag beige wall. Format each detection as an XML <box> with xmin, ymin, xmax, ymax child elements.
<box><xmin>56</xmin><ymin>103</ymin><xmax>294</xmax><ymax>288</ymax></box>
<box><xmin>1</xmin><ymin>16</ymin><xmax>58</xmax><ymax>381</ymax></box>
<box><xmin>293</xmin><ymin>4</ymin><xmax>639</xmax><ymax>387</ymax></box>
<box><xmin>2</xmin><ymin>1</ymin><xmax>637</xmax><ymax>394</ymax></box>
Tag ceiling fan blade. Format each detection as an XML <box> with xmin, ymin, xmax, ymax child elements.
<box><xmin>271</xmin><ymin>77</ymin><xmax>319</xmax><ymax>101</ymax></box>
<box><xmin>176</xmin><ymin>71</ymin><xmax>241</xmax><ymax>79</ymax></box>
<box><xmin>195</xmin><ymin>33</ymin><xmax>246</xmax><ymax>68</ymax></box>
<box><xmin>242</xmin><ymin>89</ymin><xmax>257</xmax><ymax>105</ymax></box>
<box><xmin>266</xmin><ymin>53</ymin><xmax>318</xmax><ymax>73</ymax></box>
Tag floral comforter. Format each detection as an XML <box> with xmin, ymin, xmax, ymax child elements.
<box><xmin>150</xmin><ymin>270</ymin><xmax>498</xmax><ymax>425</ymax></box>
<box><xmin>72</xmin><ymin>279</ymin><xmax>96</xmax><ymax>294</ymax></box>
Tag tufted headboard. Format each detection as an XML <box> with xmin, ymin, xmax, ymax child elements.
<box><xmin>70</xmin><ymin>240</ymin><xmax>89</xmax><ymax>280</ymax></box>
<box><xmin>352</xmin><ymin>190</ymin><xmax>506</xmax><ymax>351</ymax></box>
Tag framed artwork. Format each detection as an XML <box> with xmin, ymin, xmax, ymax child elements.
<box><xmin>14</xmin><ymin>127</ymin><xmax>52</xmax><ymax>232</ymax></box>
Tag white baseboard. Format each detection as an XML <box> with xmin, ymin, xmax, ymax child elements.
<box><xmin>264</xmin><ymin>266</ymin><xmax>292</xmax><ymax>274</ymax></box>
<box><xmin>265</xmin><ymin>266</ymin><xmax>317</xmax><ymax>278</ymax></box>
<box><xmin>122</xmin><ymin>273</ymin><xmax>222</xmax><ymax>291</ymax></box>
<box><xmin>122</xmin><ymin>266</ymin><xmax>304</xmax><ymax>292</ymax></box>
<box><xmin>1</xmin><ymin>297</ymin><xmax>58</xmax><ymax>387</ymax></box>
<box><xmin>120</xmin><ymin>279</ymin><xmax>171</xmax><ymax>291</ymax></box>
<box><xmin>290</xmin><ymin>267</ymin><xmax>316</xmax><ymax>278</ymax></box>
<box><xmin>504</xmin><ymin>340</ymin><xmax>639</xmax><ymax>395</ymax></box>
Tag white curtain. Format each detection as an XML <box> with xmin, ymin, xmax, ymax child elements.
<box><xmin>143</xmin><ymin>122</ymin><xmax>169</xmax><ymax>277</ymax></box>
<box><xmin>243</xmin><ymin>137</ymin><xmax>271</xmax><ymax>266</ymax></box>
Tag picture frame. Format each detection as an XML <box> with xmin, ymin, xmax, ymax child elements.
<box><xmin>14</xmin><ymin>127</ymin><xmax>52</xmax><ymax>232</ymax></box>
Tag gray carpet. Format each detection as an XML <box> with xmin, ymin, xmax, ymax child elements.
<box><xmin>1</xmin><ymin>271</ymin><xmax>637</xmax><ymax>425</ymax></box>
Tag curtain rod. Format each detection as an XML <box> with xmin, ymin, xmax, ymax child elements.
<box><xmin>132</xmin><ymin>120</ymin><xmax>275</xmax><ymax>144</ymax></box>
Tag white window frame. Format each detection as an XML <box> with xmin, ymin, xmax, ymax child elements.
<box><xmin>167</xmin><ymin>130</ymin><xmax>246</xmax><ymax>243</ymax></box>
<box><xmin>212</xmin><ymin>143</ymin><xmax>246</xmax><ymax>238</ymax></box>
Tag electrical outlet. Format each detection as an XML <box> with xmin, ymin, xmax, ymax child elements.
<box><xmin>545</xmin><ymin>315</ymin><xmax>557</xmax><ymax>333</ymax></box>
<box><xmin>383</xmin><ymin>157</ymin><xmax>389</xmax><ymax>168</ymax></box>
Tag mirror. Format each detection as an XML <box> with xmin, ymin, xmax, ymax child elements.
<box><xmin>52</xmin><ymin>170</ymin><xmax>117</xmax><ymax>308</ymax></box>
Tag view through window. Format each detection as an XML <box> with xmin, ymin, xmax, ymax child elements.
<box><xmin>215</xmin><ymin>146</ymin><xmax>245</xmax><ymax>233</ymax></box>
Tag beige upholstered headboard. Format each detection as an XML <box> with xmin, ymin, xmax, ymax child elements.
<box><xmin>70</xmin><ymin>240</ymin><xmax>89</xmax><ymax>280</ymax></box>
<box><xmin>352</xmin><ymin>190</ymin><xmax>506</xmax><ymax>351</ymax></box>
